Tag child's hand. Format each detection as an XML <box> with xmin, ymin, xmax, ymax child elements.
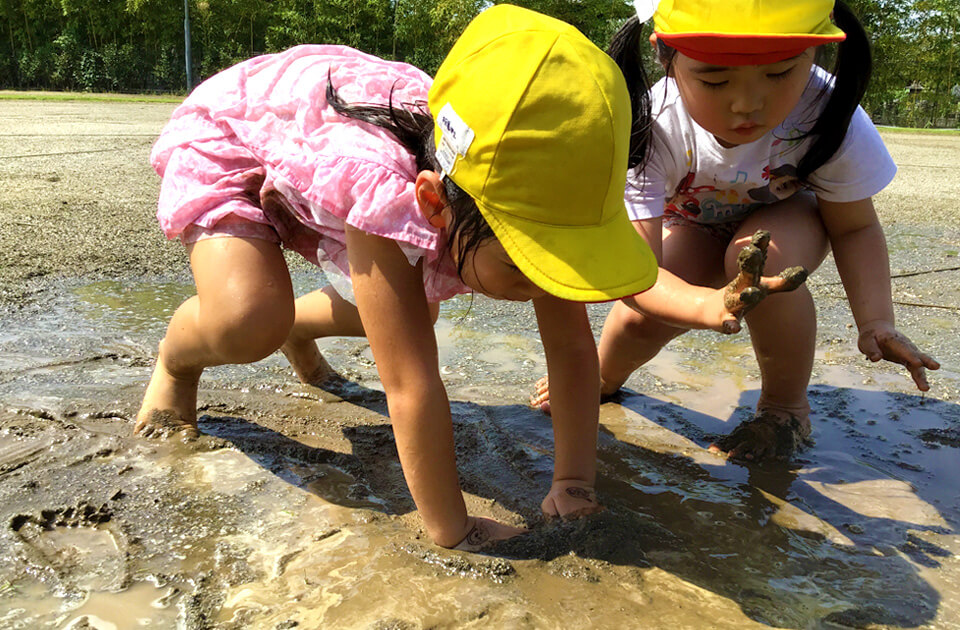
<box><xmin>452</xmin><ymin>516</ymin><xmax>528</xmax><ymax>552</ymax></box>
<box><xmin>719</xmin><ymin>230</ymin><xmax>808</xmax><ymax>334</ymax></box>
<box><xmin>541</xmin><ymin>480</ymin><xmax>604</xmax><ymax>521</ymax></box>
<box><xmin>858</xmin><ymin>321</ymin><xmax>940</xmax><ymax>391</ymax></box>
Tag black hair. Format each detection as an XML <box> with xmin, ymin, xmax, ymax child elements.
<box><xmin>324</xmin><ymin>76</ymin><xmax>494</xmax><ymax>280</ymax></box>
<box><xmin>607</xmin><ymin>1</ymin><xmax>873</xmax><ymax>184</ymax></box>
<box><xmin>606</xmin><ymin>15</ymin><xmax>655</xmax><ymax>171</ymax></box>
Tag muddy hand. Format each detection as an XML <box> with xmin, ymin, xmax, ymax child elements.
<box><xmin>529</xmin><ymin>376</ymin><xmax>551</xmax><ymax>415</ymax></box>
<box><xmin>452</xmin><ymin>516</ymin><xmax>528</xmax><ymax>552</ymax></box>
<box><xmin>858</xmin><ymin>323</ymin><xmax>940</xmax><ymax>391</ymax></box>
<box><xmin>721</xmin><ymin>230</ymin><xmax>808</xmax><ymax>333</ymax></box>
<box><xmin>541</xmin><ymin>481</ymin><xmax>604</xmax><ymax>521</ymax></box>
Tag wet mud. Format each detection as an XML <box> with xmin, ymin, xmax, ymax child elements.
<box><xmin>1</xmin><ymin>100</ymin><xmax>960</xmax><ymax>629</ymax></box>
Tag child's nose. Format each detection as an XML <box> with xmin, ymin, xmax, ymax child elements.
<box><xmin>730</xmin><ymin>89</ymin><xmax>763</xmax><ymax>115</ymax></box>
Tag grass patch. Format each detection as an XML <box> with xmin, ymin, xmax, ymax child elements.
<box><xmin>0</xmin><ymin>90</ymin><xmax>183</xmax><ymax>104</ymax></box>
<box><xmin>877</xmin><ymin>125</ymin><xmax>960</xmax><ymax>136</ymax></box>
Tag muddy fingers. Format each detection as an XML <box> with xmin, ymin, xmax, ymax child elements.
<box><xmin>750</xmin><ymin>228</ymin><xmax>771</xmax><ymax>252</ymax></box>
<box><xmin>723</xmin><ymin>230</ymin><xmax>808</xmax><ymax>319</ymax></box>
<box><xmin>727</xmin><ymin>245</ymin><xmax>763</xmax><ymax>299</ymax></box>
<box><xmin>763</xmin><ymin>266</ymin><xmax>808</xmax><ymax>294</ymax></box>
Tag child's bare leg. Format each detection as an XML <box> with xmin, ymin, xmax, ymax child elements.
<box><xmin>530</xmin><ymin>223</ymin><xmax>727</xmax><ymax>412</ymax></box>
<box><xmin>711</xmin><ymin>195</ymin><xmax>829</xmax><ymax>461</ymax></box>
<box><xmin>135</xmin><ymin>237</ymin><xmax>295</xmax><ymax>438</ymax></box>
<box><xmin>597</xmin><ymin>302</ymin><xmax>685</xmax><ymax>396</ymax></box>
<box><xmin>281</xmin><ymin>286</ymin><xmax>365</xmax><ymax>386</ymax></box>
<box><xmin>598</xmin><ymin>223</ymin><xmax>729</xmax><ymax>395</ymax></box>
<box><xmin>281</xmin><ymin>285</ymin><xmax>440</xmax><ymax>386</ymax></box>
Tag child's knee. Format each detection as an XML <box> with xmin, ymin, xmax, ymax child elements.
<box><xmin>202</xmin><ymin>299</ymin><xmax>294</xmax><ymax>362</ymax></box>
<box><xmin>617</xmin><ymin>306</ymin><xmax>682</xmax><ymax>343</ymax></box>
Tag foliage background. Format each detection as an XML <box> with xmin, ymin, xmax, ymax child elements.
<box><xmin>0</xmin><ymin>0</ymin><xmax>957</xmax><ymax>127</ymax></box>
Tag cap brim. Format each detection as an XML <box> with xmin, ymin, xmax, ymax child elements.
<box><xmin>478</xmin><ymin>201</ymin><xmax>658</xmax><ymax>302</ymax></box>
<box><xmin>658</xmin><ymin>26</ymin><xmax>846</xmax><ymax>65</ymax></box>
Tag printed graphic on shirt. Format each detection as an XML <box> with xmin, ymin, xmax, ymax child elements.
<box><xmin>665</xmin><ymin>163</ymin><xmax>804</xmax><ymax>224</ymax></box>
<box><xmin>747</xmin><ymin>164</ymin><xmax>803</xmax><ymax>203</ymax></box>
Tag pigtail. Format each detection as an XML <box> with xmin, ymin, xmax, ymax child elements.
<box><xmin>796</xmin><ymin>1</ymin><xmax>872</xmax><ymax>181</ymax></box>
<box><xmin>607</xmin><ymin>16</ymin><xmax>656</xmax><ymax>170</ymax></box>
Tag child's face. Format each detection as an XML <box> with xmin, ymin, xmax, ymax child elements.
<box><xmin>670</xmin><ymin>49</ymin><xmax>815</xmax><ymax>148</ymax></box>
<box><xmin>454</xmin><ymin>237</ymin><xmax>548</xmax><ymax>302</ymax></box>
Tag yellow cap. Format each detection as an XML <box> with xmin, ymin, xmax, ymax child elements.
<box><xmin>637</xmin><ymin>0</ymin><xmax>846</xmax><ymax>65</ymax></box>
<box><xmin>428</xmin><ymin>4</ymin><xmax>657</xmax><ymax>302</ymax></box>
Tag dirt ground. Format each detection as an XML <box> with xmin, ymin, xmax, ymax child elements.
<box><xmin>0</xmin><ymin>99</ymin><xmax>958</xmax><ymax>629</ymax></box>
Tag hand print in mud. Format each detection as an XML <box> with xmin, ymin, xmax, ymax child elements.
<box><xmin>747</xmin><ymin>164</ymin><xmax>804</xmax><ymax>204</ymax></box>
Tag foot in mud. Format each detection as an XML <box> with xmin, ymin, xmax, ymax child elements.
<box><xmin>280</xmin><ymin>338</ymin><xmax>367</xmax><ymax>400</ymax></box>
<box><xmin>722</xmin><ymin>230</ymin><xmax>808</xmax><ymax>333</ymax></box>
<box><xmin>134</xmin><ymin>352</ymin><xmax>200</xmax><ymax>440</ymax></box>
<box><xmin>708</xmin><ymin>409</ymin><xmax>812</xmax><ymax>462</ymax></box>
<box><xmin>281</xmin><ymin>337</ymin><xmax>338</xmax><ymax>386</ymax></box>
<box><xmin>529</xmin><ymin>376</ymin><xmax>621</xmax><ymax>416</ymax></box>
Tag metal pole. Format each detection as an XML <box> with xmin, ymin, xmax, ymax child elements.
<box><xmin>183</xmin><ymin>0</ymin><xmax>194</xmax><ymax>91</ymax></box>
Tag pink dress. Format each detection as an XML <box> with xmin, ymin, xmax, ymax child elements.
<box><xmin>151</xmin><ymin>45</ymin><xmax>467</xmax><ymax>303</ymax></box>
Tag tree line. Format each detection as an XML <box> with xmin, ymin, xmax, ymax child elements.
<box><xmin>1</xmin><ymin>0</ymin><xmax>957</xmax><ymax>127</ymax></box>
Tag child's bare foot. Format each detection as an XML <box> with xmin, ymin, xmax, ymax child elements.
<box><xmin>529</xmin><ymin>376</ymin><xmax>620</xmax><ymax>416</ymax></box>
<box><xmin>708</xmin><ymin>409</ymin><xmax>811</xmax><ymax>462</ymax></box>
<box><xmin>280</xmin><ymin>338</ymin><xmax>339</xmax><ymax>386</ymax></box>
<box><xmin>134</xmin><ymin>351</ymin><xmax>200</xmax><ymax>439</ymax></box>
<box><xmin>280</xmin><ymin>337</ymin><xmax>366</xmax><ymax>401</ymax></box>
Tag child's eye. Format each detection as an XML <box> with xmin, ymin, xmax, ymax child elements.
<box><xmin>699</xmin><ymin>80</ymin><xmax>728</xmax><ymax>89</ymax></box>
<box><xmin>767</xmin><ymin>68</ymin><xmax>794</xmax><ymax>80</ymax></box>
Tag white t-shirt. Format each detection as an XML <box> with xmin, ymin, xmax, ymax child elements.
<box><xmin>625</xmin><ymin>66</ymin><xmax>897</xmax><ymax>224</ymax></box>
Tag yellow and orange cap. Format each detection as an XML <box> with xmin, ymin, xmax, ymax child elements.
<box><xmin>428</xmin><ymin>5</ymin><xmax>658</xmax><ymax>302</ymax></box>
<box><xmin>636</xmin><ymin>0</ymin><xmax>846</xmax><ymax>65</ymax></box>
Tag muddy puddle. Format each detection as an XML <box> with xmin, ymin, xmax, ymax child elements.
<box><xmin>0</xmin><ymin>270</ymin><xmax>958</xmax><ymax>630</ymax></box>
<box><xmin>2</xmin><ymin>100</ymin><xmax>960</xmax><ymax>628</ymax></box>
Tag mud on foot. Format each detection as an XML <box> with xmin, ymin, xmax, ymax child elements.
<box><xmin>280</xmin><ymin>337</ymin><xmax>338</xmax><ymax>385</ymax></box>
<box><xmin>709</xmin><ymin>409</ymin><xmax>812</xmax><ymax>462</ymax></box>
<box><xmin>134</xmin><ymin>409</ymin><xmax>199</xmax><ymax>440</ymax></box>
<box><xmin>281</xmin><ymin>338</ymin><xmax>370</xmax><ymax>401</ymax></box>
<box><xmin>134</xmin><ymin>352</ymin><xmax>200</xmax><ymax>439</ymax></box>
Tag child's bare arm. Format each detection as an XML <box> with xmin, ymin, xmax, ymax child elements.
<box><xmin>345</xmin><ymin>226</ymin><xmax>524</xmax><ymax>547</ymax></box>
<box><xmin>624</xmin><ymin>221</ymin><xmax>807</xmax><ymax>333</ymax></box>
<box><xmin>532</xmin><ymin>296</ymin><xmax>604</xmax><ymax>519</ymax></box>
<box><xmin>818</xmin><ymin>197</ymin><xmax>940</xmax><ymax>389</ymax></box>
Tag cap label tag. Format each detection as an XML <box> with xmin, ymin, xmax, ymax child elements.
<box><xmin>436</xmin><ymin>134</ymin><xmax>458</xmax><ymax>175</ymax></box>
<box><xmin>437</xmin><ymin>102</ymin><xmax>475</xmax><ymax>156</ymax></box>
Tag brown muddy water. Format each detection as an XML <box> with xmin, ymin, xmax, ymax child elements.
<box><xmin>1</xmin><ymin>99</ymin><xmax>959</xmax><ymax>629</ymax></box>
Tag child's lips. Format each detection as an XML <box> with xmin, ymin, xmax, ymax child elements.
<box><xmin>733</xmin><ymin>122</ymin><xmax>760</xmax><ymax>135</ymax></box>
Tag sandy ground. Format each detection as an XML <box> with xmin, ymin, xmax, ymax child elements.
<box><xmin>0</xmin><ymin>100</ymin><xmax>959</xmax><ymax>629</ymax></box>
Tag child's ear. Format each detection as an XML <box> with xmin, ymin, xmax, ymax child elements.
<box><xmin>649</xmin><ymin>33</ymin><xmax>671</xmax><ymax>74</ymax></box>
<box><xmin>415</xmin><ymin>171</ymin><xmax>449</xmax><ymax>229</ymax></box>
